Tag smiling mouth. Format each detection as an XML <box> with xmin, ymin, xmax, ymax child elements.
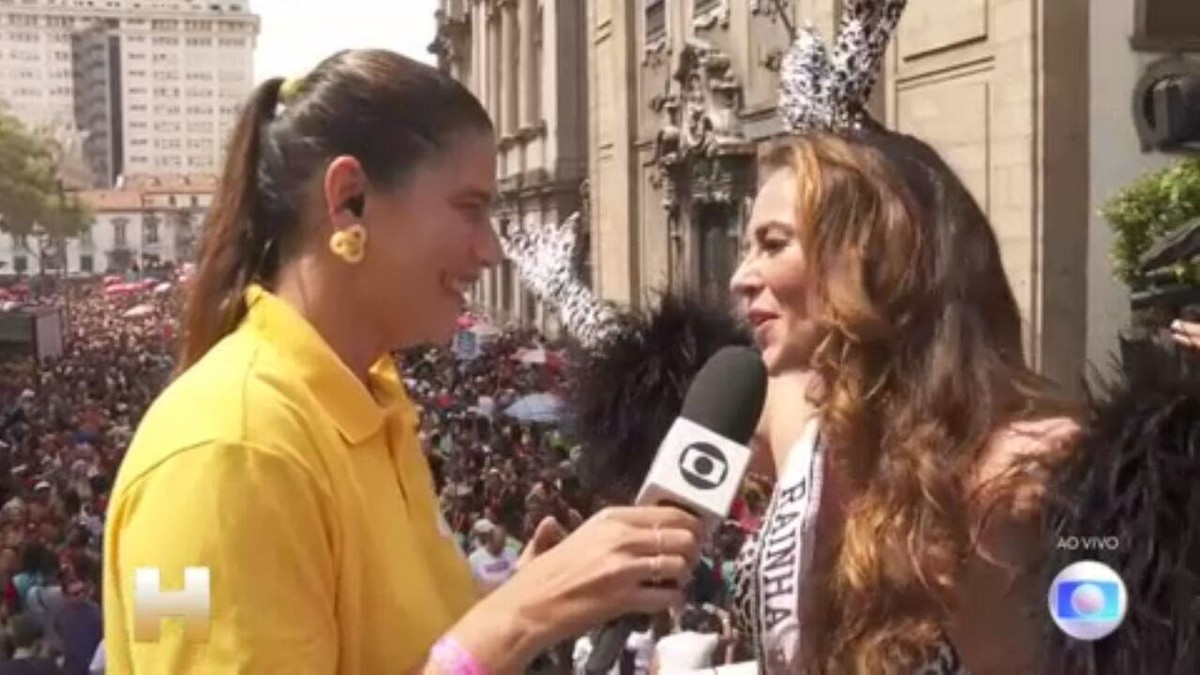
<box><xmin>747</xmin><ymin>311</ymin><xmax>779</xmax><ymax>329</ymax></box>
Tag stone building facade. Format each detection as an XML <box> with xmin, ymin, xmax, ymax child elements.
<box><xmin>586</xmin><ymin>0</ymin><xmax>1094</xmax><ymax>388</ymax></box>
<box><xmin>437</xmin><ymin>0</ymin><xmax>1200</xmax><ymax>388</ymax></box>
<box><xmin>431</xmin><ymin>0</ymin><xmax>589</xmax><ymax>332</ymax></box>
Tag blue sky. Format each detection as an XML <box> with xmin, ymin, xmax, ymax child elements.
<box><xmin>251</xmin><ymin>0</ymin><xmax>436</xmax><ymax>83</ymax></box>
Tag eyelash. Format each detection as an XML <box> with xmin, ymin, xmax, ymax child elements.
<box><xmin>761</xmin><ymin>238</ymin><xmax>786</xmax><ymax>253</ymax></box>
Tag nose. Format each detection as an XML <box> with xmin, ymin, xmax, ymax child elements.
<box><xmin>477</xmin><ymin>219</ymin><xmax>505</xmax><ymax>269</ymax></box>
<box><xmin>729</xmin><ymin>256</ymin><xmax>761</xmax><ymax>300</ymax></box>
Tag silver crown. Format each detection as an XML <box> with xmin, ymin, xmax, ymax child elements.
<box><xmin>779</xmin><ymin>0</ymin><xmax>908</xmax><ymax>133</ymax></box>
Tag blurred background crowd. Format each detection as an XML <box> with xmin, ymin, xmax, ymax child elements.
<box><xmin>0</xmin><ymin>273</ymin><xmax>766</xmax><ymax>674</ymax></box>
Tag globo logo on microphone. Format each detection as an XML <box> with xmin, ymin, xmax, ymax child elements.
<box><xmin>678</xmin><ymin>442</ymin><xmax>729</xmax><ymax>490</ymax></box>
<box><xmin>635</xmin><ymin>417</ymin><xmax>752</xmax><ymax>533</ymax></box>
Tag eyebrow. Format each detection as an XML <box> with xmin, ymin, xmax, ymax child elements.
<box><xmin>455</xmin><ymin>188</ymin><xmax>496</xmax><ymax>204</ymax></box>
<box><xmin>755</xmin><ymin>219</ymin><xmax>795</xmax><ymax>234</ymax></box>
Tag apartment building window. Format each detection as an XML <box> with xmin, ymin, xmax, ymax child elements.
<box><xmin>12</xmin><ymin>256</ymin><xmax>26</xmax><ymax>273</ymax></box>
<box><xmin>1133</xmin><ymin>0</ymin><xmax>1200</xmax><ymax>50</ymax></box>
<box><xmin>79</xmin><ymin>254</ymin><xmax>93</xmax><ymax>272</ymax></box>
<box><xmin>694</xmin><ymin>0</ymin><xmax>719</xmax><ymax>13</ymax></box>
<box><xmin>13</xmin><ymin>233</ymin><xmax>28</xmax><ymax>249</ymax></box>
<box><xmin>113</xmin><ymin>221</ymin><xmax>127</xmax><ymax>247</ymax></box>
<box><xmin>143</xmin><ymin>220</ymin><xmax>158</xmax><ymax>244</ymax></box>
<box><xmin>646</xmin><ymin>0</ymin><xmax>666</xmax><ymax>42</ymax></box>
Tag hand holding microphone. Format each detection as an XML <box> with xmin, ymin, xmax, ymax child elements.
<box><xmin>585</xmin><ymin>346</ymin><xmax>768</xmax><ymax>674</ymax></box>
<box><xmin>447</xmin><ymin>504</ymin><xmax>704</xmax><ymax>674</ymax></box>
<box><xmin>441</xmin><ymin>347</ymin><xmax>764</xmax><ymax>675</ymax></box>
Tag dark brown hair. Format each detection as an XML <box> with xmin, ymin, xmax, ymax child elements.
<box><xmin>178</xmin><ymin>49</ymin><xmax>492</xmax><ymax>372</ymax></box>
<box><xmin>763</xmin><ymin>131</ymin><xmax>1073</xmax><ymax>672</ymax></box>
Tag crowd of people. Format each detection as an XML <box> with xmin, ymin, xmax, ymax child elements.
<box><xmin>402</xmin><ymin>326</ymin><xmax>764</xmax><ymax>671</ymax></box>
<box><xmin>0</xmin><ymin>276</ymin><xmax>763</xmax><ymax>674</ymax></box>
<box><xmin>0</xmin><ymin>278</ymin><xmax>177</xmax><ymax>674</ymax></box>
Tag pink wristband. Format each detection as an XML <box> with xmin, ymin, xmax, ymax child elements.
<box><xmin>431</xmin><ymin>635</ymin><xmax>488</xmax><ymax>675</ymax></box>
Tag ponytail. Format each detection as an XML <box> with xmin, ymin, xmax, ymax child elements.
<box><xmin>177</xmin><ymin>77</ymin><xmax>284</xmax><ymax>373</ymax></box>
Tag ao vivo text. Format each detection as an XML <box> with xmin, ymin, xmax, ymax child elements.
<box><xmin>1056</xmin><ymin>536</ymin><xmax>1121</xmax><ymax>551</ymax></box>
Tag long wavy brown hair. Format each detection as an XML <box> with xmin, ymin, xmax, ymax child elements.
<box><xmin>764</xmin><ymin>130</ymin><xmax>1072</xmax><ymax>672</ymax></box>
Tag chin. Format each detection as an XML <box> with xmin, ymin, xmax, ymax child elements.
<box><xmin>760</xmin><ymin>343</ymin><xmax>812</xmax><ymax>377</ymax></box>
<box><xmin>759</xmin><ymin>348</ymin><xmax>783</xmax><ymax>376</ymax></box>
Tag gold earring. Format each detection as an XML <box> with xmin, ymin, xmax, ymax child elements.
<box><xmin>329</xmin><ymin>224</ymin><xmax>368</xmax><ymax>264</ymax></box>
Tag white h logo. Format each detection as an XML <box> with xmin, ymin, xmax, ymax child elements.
<box><xmin>133</xmin><ymin>567</ymin><xmax>211</xmax><ymax>642</ymax></box>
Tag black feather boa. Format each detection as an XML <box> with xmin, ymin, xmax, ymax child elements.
<box><xmin>562</xmin><ymin>293</ymin><xmax>754</xmax><ymax>501</ymax></box>
<box><xmin>1043</xmin><ymin>337</ymin><xmax>1200</xmax><ymax>674</ymax></box>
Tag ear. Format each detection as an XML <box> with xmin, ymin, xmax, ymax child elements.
<box><xmin>323</xmin><ymin>155</ymin><xmax>368</xmax><ymax>230</ymax></box>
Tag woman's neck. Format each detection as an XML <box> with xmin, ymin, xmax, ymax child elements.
<box><xmin>767</xmin><ymin>370</ymin><xmax>820</xmax><ymax>475</ymax></box>
<box><xmin>272</xmin><ymin>257</ymin><xmax>382</xmax><ymax>384</ymax></box>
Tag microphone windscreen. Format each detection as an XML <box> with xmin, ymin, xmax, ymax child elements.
<box><xmin>679</xmin><ymin>346</ymin><xmax>767</xmax><ymax>445</ymax></box>
<box><xmin>564</xmin><ymin>293</ymin><xmax>753</xmax><ymax>499</ymax></box>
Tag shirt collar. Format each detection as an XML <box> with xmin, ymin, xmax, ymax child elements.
<box><xmin>241</xmin><ymin>284</ymin><xmax>412</xmax><ymax>446</ymax></box>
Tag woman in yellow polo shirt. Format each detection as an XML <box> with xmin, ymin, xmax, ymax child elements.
<box><xmin>102</xmin><ymin>49</ymin><xmax>702</xmax><ymax>675</ymax></box>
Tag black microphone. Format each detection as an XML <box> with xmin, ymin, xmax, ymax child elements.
<box><xmin>584</xmin><ymin>346</ymin><xmax>767</xmax><ymax>674</ymax></box>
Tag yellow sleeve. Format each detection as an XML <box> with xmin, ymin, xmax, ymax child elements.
<box><xmin>103</xmin><ymin>440</ymin><xmax>337</xmax><ymax>675</ymax></box>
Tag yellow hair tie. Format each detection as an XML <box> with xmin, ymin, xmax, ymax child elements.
<box><xmin>279</xmin><ymin>76</ymin><xmax>304</xmax><ymax>105</ymax></box>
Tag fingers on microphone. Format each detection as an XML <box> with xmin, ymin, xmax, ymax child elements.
<box><xmin>626</xmin><ymin>527</ymin><xmax>701</xmax><ymax>566</ymax></box>
<box><xmin>603</xmin><ymin>505</ymin><xmax>704</xmax><ymax>535</ymax></box>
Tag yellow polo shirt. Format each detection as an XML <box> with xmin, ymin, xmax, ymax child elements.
<box><xmin>103</xmin><ymin>285</ymin><xmax>478</xmax><ymax>674</ymax></box>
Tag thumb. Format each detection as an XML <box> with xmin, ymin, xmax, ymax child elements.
<box><xmin>517</xmin><ymin>516</ymin><xmax>566</xmax><ymax>569</ymax></box>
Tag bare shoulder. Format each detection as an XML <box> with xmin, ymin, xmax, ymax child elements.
<box><xmin>969</xmin><ymin>416</ymin><xmax>1081</xmax><ymax>515</ymax></box>
<box><xmin>947</xmin><ymin>417</ymin><xmax>1080</xmax><ymax>673</ymax></box>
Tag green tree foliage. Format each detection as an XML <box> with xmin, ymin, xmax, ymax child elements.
<box><xmin>0</xmin><ymin>110</ymin><xmax>90</xmax><ymax>239</ymax></box>
<box><xmin>1102</xmin><ymin>157</ymin><xmax>1200</xmax><ymax>288</ymax></box>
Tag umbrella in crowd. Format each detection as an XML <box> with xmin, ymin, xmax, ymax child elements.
<box><xmin>503</xmin><ymin>392</ymin><xmax>564</xmax><ymax>423</ymax></box>
<box><xmin>122</xmin><ymin>304</ymin><xmax>154</xmax><ymax>319</ymax></box>
<box><xmin>511</xmin><ymin>347</ymin><xmax>565</xmax><ymax>369</ymax></box>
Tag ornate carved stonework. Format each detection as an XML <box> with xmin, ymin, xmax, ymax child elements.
<box><xmin>692</xmin><ymin>0</ymin><xmax>731</xmax><ymax>31</ymax></box>
<box><xmin>750</xmin><ymin>0</ymin><xmax>795</xmax><ymax>71</ymax></box>
<box><xmin>642</xmin><ymin>36</ymin><xmax>668</xmax><ymax>67</ymax></box>
<box><xmin>651</xmin><ymin>38</ymin><xmax>755</xmax><ymax>217</ymax></box>
<box><xmin>429</xmin><ymin>8</ymin><xmax>471</xmax><ymax>74</ymax></box>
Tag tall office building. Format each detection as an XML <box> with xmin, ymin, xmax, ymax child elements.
<box><xmin>0</xmin><ymin>0</ymin><xmax>258</xmax><ymax>187</ymax></box>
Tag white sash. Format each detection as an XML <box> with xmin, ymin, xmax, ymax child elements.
<box><xmin>755</xmin><ymin>417</ymin><xmax>824</xmax><ymax>673</ymax></box>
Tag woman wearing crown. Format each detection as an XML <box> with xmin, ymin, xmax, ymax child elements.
<box><xmin>505</xmin><ymin>2</ymin><xmax>1080</xmax><ymax>672</ymax></box>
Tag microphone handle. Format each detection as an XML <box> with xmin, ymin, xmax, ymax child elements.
<box><xmin>584</xmin><ymin>614</ymin><xmax>640</xmax><ymax>674</ymax></box>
